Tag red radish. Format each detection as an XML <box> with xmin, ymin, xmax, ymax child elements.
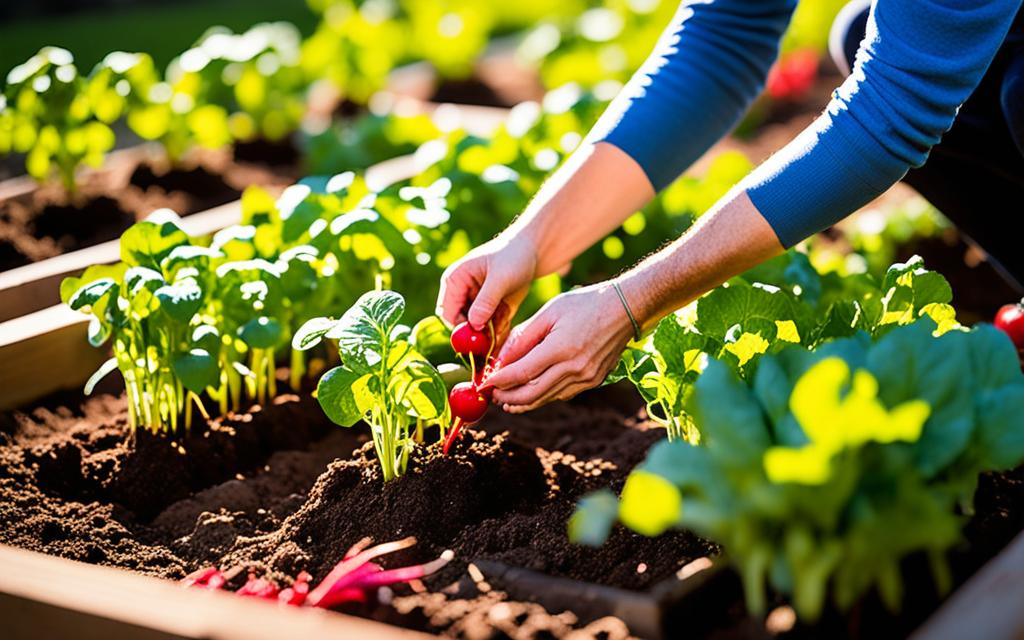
<box><xmin>182</xmin><ymin>566</ymin><xmax>226</xmax><ymax>590</ymax></box>
<box><xmin>766</xmin><ymin>49</ymin><xmax>819</xmax><ymax>100</ymax></box>
<box><xmin>183</xmin><ymin>538</ymin><xmax>452</xmax><ymax>609</ymax></box>
<box><xmin>449</xmin><ymin>382</ymin><xmax>489</xmax><ymax>423</ymax></box>
<box><xmin>443</xmin><ymin>382</ymin><xmax>490</xmax><ymax>454</ymax></box>
<box><xmin>237</xmin><ymin>574</ymin><xmax>280</xmax><ymax>599</ymax></box>
<box><xmin>451</xmin><ymin>321</ymin><xmax>492</xmax><ymax>359</ymax></box>
<box><xmin>995</xmin><ymin>301</ymin><xmax>1024</xmax><ymax>351</ymax></box>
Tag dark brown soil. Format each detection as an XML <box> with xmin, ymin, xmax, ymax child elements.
<box><xmin>233</xmin><ymin>137</ymin><xmax>302</xmax><ymax>168</ymax></box>
<box><xmin>0</xmin><ymin>381</ymin><xmax>711</xmax><ymax>638</ymax></box>
<box><xmin>431</xmin><ymin>77</ymin><xmax>511</xmax><ymax>108</ymax></box>
<box><xmin>0</xmin><ymin>148</ymin><xmax>298</xmax><ymax>272</ymax></box>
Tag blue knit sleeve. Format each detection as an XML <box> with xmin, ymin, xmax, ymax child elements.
<box><xmin>742</xmin><ymin>0</ymin><xmax>1022</xmax><ymax>247</ymax></box>
<box><xmin>591</xmin><ymin>0</ymin><xmax>797</xmax><ymax>191</ymax></box>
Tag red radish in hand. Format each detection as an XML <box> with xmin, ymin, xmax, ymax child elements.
<box><xmin>995</xmin><ymin>301</ymin><xmax>1024</xmax><ymax>351</ymax></box>
<box><xmin>451</xmin><ymin>321</ymin><xmax>492</xmax><ymax>359</ymax></box>
<box><xmin>444</xmin><ymin>320</ymin><xmax>497</xmax><ymax>454</ymax></box>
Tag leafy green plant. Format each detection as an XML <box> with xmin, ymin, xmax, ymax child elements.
<box><xmin>60</xmin><ymin>212</ymin><xmax>215</xmax><ymax>432</ymax></box>
<box><xmin>293</xmin><ymin>290</ymin><xmax>448</xmax><ymax>481</ymax></box>
<box><xmin>86</xmin><ymin>51</ymin><xmax>162</xmax><ymax>129</ymax></box>
<box><xmin>192</xmin><ymin>22</ymin><xmax>308</xmax><ymax>143</ymax></box>
<box><xmin>300</xmin><ymin>0</ymin><xmax>406</xmax><ymax>104</ymax></box>
<box><xmin>574</xmin><ymin>320</ymin><xmax>1024</xmax><ymax>621</ymax></box>
<box><xmin>610</xmin><ymin>254</ymin><xmax>958</xmax><ymax>441</ymax></box>
<box><xmin>60</xmin><ymin>209</ymin><xmax>299</xmax><ymax>431</ymax></box>
<box><xmin>1</xmin><ymin>47</ymin><xmax>115</xmax><ymax>191</ymax></box>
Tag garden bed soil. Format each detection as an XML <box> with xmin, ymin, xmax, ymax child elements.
<box><xmin>0</xmin><ymin>142</ymin><xmax>300</xmax><ymax>273</ymax></box>
<box><xmin>0</xmin><ymin>381</ymin><xmax>714</xmax><ymax>637</ymax></box>
<box><xmin>1</xmin><ymin>374</ymin><xmax>1022</xmax><ymax>638</ymax></box>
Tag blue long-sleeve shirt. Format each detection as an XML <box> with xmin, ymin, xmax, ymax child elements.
<box><xmin>593</xmin><ymin>0</ymin><xmax>1023</xmax><ymax>248</ymax></box>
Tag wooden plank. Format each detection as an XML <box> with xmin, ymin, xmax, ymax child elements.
<box><xmin>911</xmin><ymin>529</ymin><xmax>1024</xmax><ymax>640</ymax></box>
<box><xmin>0</xmin><ymin>544</ymin><xmax>428</xmax><ymax>640</ymax></box>
<box><xmin>0</xmin><ymin>305</ymin><xmax>103</xmax><ymax>410</ymax></box>
<box><xmin>0</xmin><ymin>200</ymin><xmax>245</xmax><ymax>323</ymax></box>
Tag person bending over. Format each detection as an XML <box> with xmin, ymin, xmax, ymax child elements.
<box><xmin>437</xmin><ymin>0</ymin><xmax>1024</xmax><ymax>413</ymax></box>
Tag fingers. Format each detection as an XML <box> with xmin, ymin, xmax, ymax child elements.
<box><xmin>495</xmin><ymin>311</ymin><xmax>554</xmax><ymax>367</ymax></box>
<box><xmin>493</xmin><ymin>362</ymin><xmax>572</xmax><ymax>408</ymax></box>
<box><xmin>467</xmin><ymin>273</ymin><xmax>508</xmax><ymax>330</ymax></box>
<box><xmin>484</xmin><ymin>345</ymin><xmax>554</xmax><ymax>391</ymax></box>
<box><xmin>437</xmin><ymin>260</ymin><xmax>481</xmax><ymax>327</ymax></box>
<box><xmin>498</xmin><ymin>349</ymin><xmax>620</xmax><ymax>413</ymax></box>
<box><xmin>503</xmin><ymin>379</ymin><xmax>592</xmax><ymax>414</ymax></box>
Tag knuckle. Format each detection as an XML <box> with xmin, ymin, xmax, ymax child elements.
<box><xmin>568</xmin><ymin>358</ymin><xmax>587</xmax><ymax>376</ymax></box>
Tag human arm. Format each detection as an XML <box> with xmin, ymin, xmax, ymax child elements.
<box><xmin>437</xmin><ymin>0</ymin><xmax>796</xmax><ymax>332</ymax></box>
<box><xmin>435</xmin><ymin>141</ymin><xmax>654</xmax><ymax>334</ymax></box>
<box><xmin>482</xmin><ymin>188</ymin><xmax>783</xmax><ymax>412</ymax></box>
<box><xmin>487</xmin><ymin>0</ymin><xmax>1024</xmax><ymax>410</ymax></box>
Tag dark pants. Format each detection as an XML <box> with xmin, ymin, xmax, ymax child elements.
<box><xmin>833</xmin><ymin>3</ymin><xmax>1024</xmax><ymax>292</ymax></box>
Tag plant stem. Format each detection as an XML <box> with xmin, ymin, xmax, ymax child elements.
<box><xmin>290</xmin><ymin>348</ymin><xmax>305</xmax><ymax>391</ymax></box>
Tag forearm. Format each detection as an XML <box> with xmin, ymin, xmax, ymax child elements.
<box><xmin>506</xmin><ymin>142</ymin><xmax>654</xmax><ymax>276</ymax></box>
<box><xmin>615</xmin><ymin>189</ymin><xmax>784</xmax><ymax>329</ymax></box>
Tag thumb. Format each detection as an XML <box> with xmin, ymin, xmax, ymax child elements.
<box><xmin>495</xmin><ymin>311</ymin><xmax>553</xmax><ymax>368</ymax></box>
<box><xmin>467</xmin><ymin>276</ymin><xmax>507</xmax><ymax>330</ymax></box>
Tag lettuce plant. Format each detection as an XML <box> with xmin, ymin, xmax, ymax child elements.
<box><xmin>609</xmin><ymin>254</ymin><xmax>958</xmax><ymax>441</ymax></box>
<box><xmin>1</xmin><ymin>47</ymin><xmax>115</xmax><ymax>192</ymax></box>
<box><xmin>294</xmin><ymin>290</ymin><xmax>448</xmax><ymax>481</ymax></box>
<box><xmin>574</xmin><ymin>320</ymin><xmax>1024</xmax><ymax>621</ymax></box>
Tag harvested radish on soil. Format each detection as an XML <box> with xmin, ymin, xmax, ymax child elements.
<box><xmin>183</xmin><ymin>537</ymin><xmax>453</xmax><ymax>608</ymax></box>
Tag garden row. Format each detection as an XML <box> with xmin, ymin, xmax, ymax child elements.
<box><xmin>0</xmin><ymin>0</ymin><xmax>844</xmax><ymax>189</ymax></box>
<box><xmin>3</xmin><ymin>2</ymin><xmax>1024</xmax><ymax>637</ymax></box>
<box><xmin>26</xmin><ymin>85</ymin><xmax>1024</xmax><ymax>636</ymax></box>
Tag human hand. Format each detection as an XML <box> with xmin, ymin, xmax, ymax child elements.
<box><xmin>436</xmin><ymin>234</ymin><xmax>538</xmax><ymax>341</ymax></box>
<box><xmin>481</xmin><ymin>281</ymin><xmax>635</xmax><ymax>413</ymax></box>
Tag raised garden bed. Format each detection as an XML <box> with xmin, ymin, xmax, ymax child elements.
<box><xmin>1</xmin><ymin>364</ymin><xmax>1022</xmax><ymax>639</ymax></box>
<box><xmin>0</xmin><ymin>143</ymin><xmax>300</xmax><ymax>273</ymax></box>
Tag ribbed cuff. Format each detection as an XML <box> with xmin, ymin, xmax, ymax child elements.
<box><xmin>744</xmin><ymin>111</ymin><xmax>906</xmax><ymax>248</ymax></box>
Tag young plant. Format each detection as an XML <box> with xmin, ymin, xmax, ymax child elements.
<box><xmin>574</xmin><ymin>320</ymin><xmax>1024</xmax><ymax>621</ymax></box>
<box><xmin>61</xmin><ymin>212</ymin><xmax>216</xmax><ymax>433</ymax></box>
<box><xmin>86</xmin><ymin>51</ymin><xmax>162</xmax><ymax>129</ymax></box>
<box><xmin>294</xmin><ymin>290</ymin><xmax>448</xmax><ymax>481</ymax></box>
<box><xmin>2</xmin><ymin>47</ymin><xmax>115</xmax><ymax>192</ymax></box>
